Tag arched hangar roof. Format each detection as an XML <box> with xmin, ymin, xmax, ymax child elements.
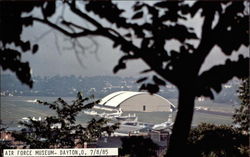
<box><xmin>99</xmin><ymin>91</ymin><xmax>175</xmax><ymax>112</ymax></box>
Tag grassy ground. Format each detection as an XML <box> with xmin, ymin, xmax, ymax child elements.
<box><xmin>1</xmin><ymin>96</ymin><xmax>234</xmax><ymax>127</ymax></box>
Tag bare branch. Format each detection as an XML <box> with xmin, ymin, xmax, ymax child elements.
<box><xmin>30</xmin><ymin>16</ymin><xmax>99</xmax><ymax>38</ymax></box>
<box><xmin>34</xmin><ymin>29</ymin><xmax>53</xmax><ymax>43</ymax></box>
<box><xmin>53</xmin><ymin>31</ymin><xmax>62</xmax><ymax>54</ymax></box>
<box><xmin>32</xmin><ymin>1</ymin><xmax>178</xmax><ymax>86</ymax></box>
<box><xmin>61</xmin><ymin>20</ymin><xmax>86</xmax><ymax>31</ymax></box>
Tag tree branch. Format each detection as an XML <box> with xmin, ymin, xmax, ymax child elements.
<box><xmin>35</xmin><ymin>0</ymin><xmax>178</xmax><ymax>86</ymax></box>
<box><xmin>196</xmin><ymin>55</ymin><xmax>249</xmax><ymax>98</ymax></box>
<box><xmin>69</xmin><ymin>0</ymin><xmax>103</xmax><ymax>29</ymax></box>
<box><xmin>193</xmin><ymin>13</ymin><xmax>216</xmax><ymax>73</ymax></box>
<box><xmin>30</xmin><ymin>17</ymin><xmax>99</xmax><ymax>38</ymax></box>
<box><xmin>61</xmin><ymin>20</ymin><xmax>86</xmax><ymax>31</ymax></box>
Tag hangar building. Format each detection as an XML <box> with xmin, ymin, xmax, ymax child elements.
<box><xmin>98</xmin><ymin>91</ymin><xmax>175</xmax><ymax>112</ymax></box>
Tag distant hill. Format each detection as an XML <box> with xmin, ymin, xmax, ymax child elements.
<box><xmin>0</xmin><ymin>74</ymin><xmax>240</xmax><ymax>104</ymax></box>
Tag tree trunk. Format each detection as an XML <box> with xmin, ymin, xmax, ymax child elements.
<box><xmin>165</xmin><ymin>88</ymin><xmax>195</xmax><ymax>157</ymax></box>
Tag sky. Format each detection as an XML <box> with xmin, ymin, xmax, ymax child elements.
<box><xmin>2</xmin><ymin>1</ymin><xmax>249</xmax><ymax>78</ymax></box>
<box><xmin>21</xmin><ymin>1</ymin><xmax>148</xmax><ymax>78</ymax></box>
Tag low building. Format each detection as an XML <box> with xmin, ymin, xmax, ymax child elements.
<box><xmin>0</xmin><ymin>130</ymin><xmax>26</xmax><ymax>148</ymax></box>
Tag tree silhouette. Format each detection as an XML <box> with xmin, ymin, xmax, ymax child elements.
<box><xmin>119</xmin><ymin>136</ymin><xmax>160</xmax><ymax>157</ymax></box>
<box><xmin>187</xmin><ymin>123</ymin><xmax>249</xmax><ymax>157</ymax></box>
<box><xmin>0</xmin><ymin>1</ymin><xmax>43</xmax><ymax>88</ymax></box>
<box><xmin>233</xmin><ymin>77</ymin><xmax>249</xmax><ymax>133</ymax></box>
<box><xmin>12</xmin><ymin>92</ymin><xmax>119</xmax><ymax>148</ymax></box>
<box><xmin>0</xmin><ymin>1</ymin><xmax>249</xmax><ymax>156</ymax></box>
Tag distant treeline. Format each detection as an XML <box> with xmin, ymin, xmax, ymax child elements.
<box><xmin>0</xmin><ymin>74</ymin><xmax>239</xmax><ymax>104</ymax></box>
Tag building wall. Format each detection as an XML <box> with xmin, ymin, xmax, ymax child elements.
<box><xmin>119</xmin><ymin>94</ymin><xmax>172</xmax><ymax>112</ymax></box>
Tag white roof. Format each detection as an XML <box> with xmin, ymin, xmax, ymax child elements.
<box><xmin>99</xmin><ymin>91</ymin><xmax>143</xmax><ymax>107</ymax></box>
<box><xmin>153</xmin><ymin>94</ymin><xmax>176</xmax><ymax>110</ymax></box>
<box><xmin>99</xmin><ymin>91</ymin><xmax>175</xmax><ymax>109</ymax></box>
<box><xmin>99</xmin><ymin>91</ymin><xmax>126</xmax><ymax>105</ymax></box>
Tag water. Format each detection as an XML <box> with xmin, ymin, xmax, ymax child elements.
<box><xmin>0</xmin><ymin>96</ymin><xmax>233</xmax><ymax>128</ymax></box>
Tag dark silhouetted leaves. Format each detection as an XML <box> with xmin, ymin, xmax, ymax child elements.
<box><xmin>136</xmin><ymin>77</ymin><xmax>148</xmax><ymax>83</ymax></box>
<box><xmin>120</xmin><ymin>136</ymin><xmax>159</xmax><ymax>157</ymax></box>
<box><xmin>22</xmin><ymin>17</ymin><xmax>34</xmax><ymax>26</ymax></box>
<box><xmin>153</xmin><ymin>75</ymin><xmax>166</xmax><ymax>86</ymax></box>
<box><xmin>141</xmin><ymin>38</ymin><xmax>150</xmax><ymax>49</ymax></box>
<box><xmin>13</xmin><ymin>93</ymin><xmax>119</xmax><ymax>148</ymax></box>
<box><xmin>133</xmin><ymin>2</ymin><xmax>144</xmax><ymax>12</ymax></box>
<box><xmin>1</xmin><ymin>1</ymin><xmax>249</xmax><ymax>155</ymax></box>
<box><xmin>21</xmin><ymin>41</ymin><xmax>31</xmax><ymax>52</ymax></box>
<box><xmin>233</xmin><ymin>77</ymin><xmax>249</xmax><ymax>132</ymax></box>
<box><xmin>43</xmin><ymin>1</ymin><xmax>56</xmax><ymax>18</ymax></box>
<box><xmin>0</xmin><ymin>1</ymin><xmax>43</xmax><ymax>87</ymax></box>
<box><xmin>214</xmin><ymin>16</ymin><xmax>248</xmax><ymax>55</ymax></box>
<box><xmin>124</xmin><ymin>33</ymin><xmax>132</xmax><ymax>38</ymax></box>
<box><xmin>132</xmin><ymin>11</ymin><xmax>143</xmax><ymax>19</ymax></box>
<box><xmin>113</xmin><ymin>62</ymin><xmax>126</xmax><ymax>73</ymax></box>
<box><xmin>196</xmin><ymin>56</ymin><xmax>249</xmax><ymax>99</ymax></box>
<box><xmin>154</xmin><ymin>1</ymin><xmax>169</xmax><ymax>8</ymax></box>
<box><xmin>83</xmin><ymin>100</ymin><xmax>100</xmax><ymax>109</ymax></box>
<box><xmin>0</xmin><ymin>49</ymin><xmax>33</xmax><ymax>88</ymax></box>
<box><xmin>77</xmin><ymin>91</ymin><xmax>83</xmax><ymax>100</ymax></box>
<box><xmin>165</xmin><ymin>24</ymin><xmax>198</xmax><ymax>42</ymax></box>
<box><xmin>85</xmin><ymin>1</ymin><xmax>127</xmax><ymax>28</ymax></box>
<box><xmin>187</xmin><ymin>123</ymin><xmax>249</xmax><ymax>157</ymax></box>
<box><xmin>113</xmin><ymin>41</ymin><xmax>120</xmax><ymax>48</ymax></box>
<box><xmin>139</xmin><ymin>83</ymin><xmax>159</xmax><ymax>94</ymax></box>
<box><xmin>32</xmin><ymin>44</ymin><xmax>39</xmax><ymax>54</ymax></box>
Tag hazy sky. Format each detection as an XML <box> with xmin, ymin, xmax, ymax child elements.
<box><xmin>3</xmin><ymin>1</ymin><xmax>249</xmax><ymax>78</ymax></box>
<box><xmin>21</xmin><ymin>29</ymin><xmax>148</xmax><ymax>77</ymax></box>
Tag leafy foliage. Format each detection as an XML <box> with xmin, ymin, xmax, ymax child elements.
<box><xmin>83</xmin><ymin>118</ymin><xmax>119</xmax><ymax>142</ymax></box>
<box><xmin>119</xmin><ymin>136</ymin><xmax>159</xmax><ymax>157</ymax></box>
<box><xmin>1</xmin><ymin>1</ymin><xmax>248</xmax><ymax>94</ymax></box>
<box><xmin>187</xmin><ymin>123</ymin><xmax>249</xmax><ymax>157</ymax></box>
<box><xmin>0</xmin><ymin>140</ymin><xmax>13</xmax><ymax>157</ymax></box>
<box><xmin>12</xmin><ymin>92</ymin><xmax>119</xmax><ymax>148</ymax></box>
<box><xmin>233</xmin><ymin>77</ymin><xmax>249</xmax><ymax>133</ymax></box>
<box><xmin>0</xmin><ymin>1</ymin><xmax>52</xmax><ymax>87</ymax></box>
<box><xmin>0</xmin><ymin>49</ymin><xmax>33</xmax><ymax>87</ymax></box>
<box><xmin>1</xmin><ymin>1</ymin><xmax>249</xmax><ymax>156</ymax></box>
